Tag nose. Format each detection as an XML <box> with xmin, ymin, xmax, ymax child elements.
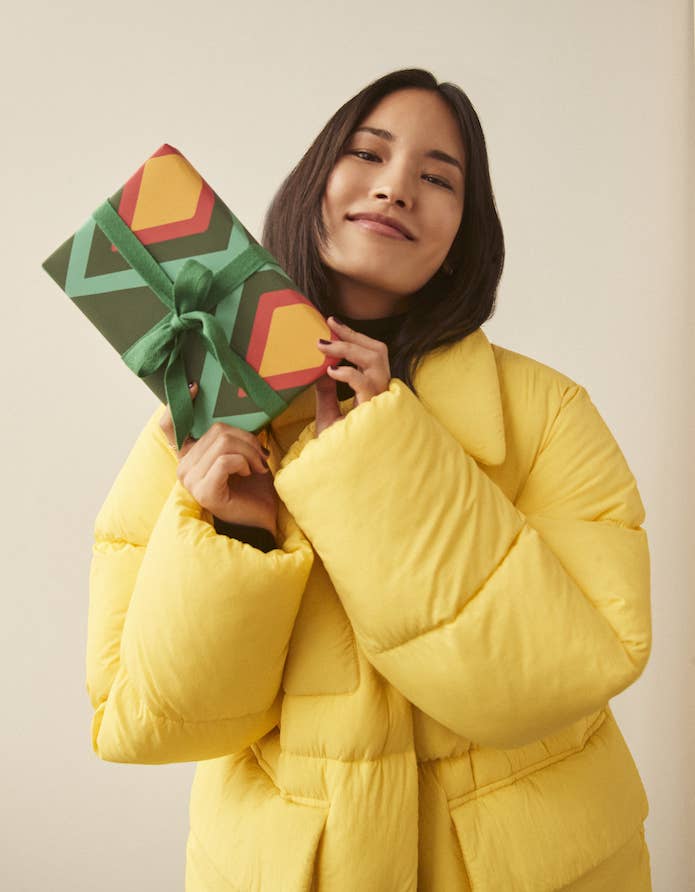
<box><xmin>373</xmin><ymin>190</ymin><xmax>408</xmax><ymax>209</ymax></box>
<box><xmin>371</xmin><ymin>161</ymin><xmax>415</xmax><ymax>209</ymax></box>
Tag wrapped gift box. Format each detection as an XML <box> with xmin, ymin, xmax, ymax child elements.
<box><xmin>41</xmin><ymin>143</ymin><xmax>333</xmax><ymax>448</ymax></box>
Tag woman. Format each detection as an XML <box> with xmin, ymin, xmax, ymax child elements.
<box><xmin>86</xmin><ymin>69</ymin><xmax>653</xmax><ymax>890</ymax></box>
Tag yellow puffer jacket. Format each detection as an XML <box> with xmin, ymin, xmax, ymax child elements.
<box><xmin>86</xmin><ymin>328</ymin><xmax>652</xmax><ymax>892</ymax></box>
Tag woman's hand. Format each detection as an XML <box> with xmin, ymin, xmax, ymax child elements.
<box><xmin>159</xmin><ymin>382</ymin><xmax>278</xmax><ymax>535</ymax></box>
<box><xmin>314</xmin><ymin>316</ymin><xmax>392</xmax><ymax>437</ymax></box>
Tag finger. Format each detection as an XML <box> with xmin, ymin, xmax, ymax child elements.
<box><xmin>317</xmin><ymin>337</ymin><xmax>377</xmax><ymax>370</ymax></box>
<box><xmin>178</xmin><ymin>416</ymin><xmax>269</xmax><ymax>469</ymax></box>
<box><xmin>180</xmin><ymin>452</ymin><xmax>256</xmax><ymax>507</ymax></box>
<box><xmin>314</xmin><ymin>372</ymin><xmax>343</xmax><ymax>431</ymax></box>
<box><xmin>176</xmin><ymin>434</ymin><xmax>199</xmax><ymax>460</ymax></box>
<box><xmin>181</xmin><ymin>428</ymin><xmax>269</xmax><ymax>481</ymax></box>
<box><xmin>325</xmin><ymin>364</ymin><xmax>366</xmax><ymax>391</ymax></box>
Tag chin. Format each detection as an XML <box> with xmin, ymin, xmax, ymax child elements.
<box><xmin>336</xmin><ymin>264</ymin><xmax>411</xmax><ymax>292</ymax></box>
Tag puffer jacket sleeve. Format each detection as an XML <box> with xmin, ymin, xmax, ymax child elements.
<box><xmin>87</xmin><ymin>404</ymin><xmax>314</xmax><ymax>764</ymax></box>
<box><xmin>273</xmin><ymin>377</ymin><xmax>651</xmax><ymax>749</ymax></box>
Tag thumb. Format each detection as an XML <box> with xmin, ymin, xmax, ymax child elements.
<box><xmin>314</xmin><ymin>372</ymin><xmax>342</xmax><ymax>435</ymax></box>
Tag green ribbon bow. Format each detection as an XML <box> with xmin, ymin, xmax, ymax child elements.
<box><xmin>92</xmin><ymin>199</ymin><xmax>288</xmax><ymax>450</ymax></box>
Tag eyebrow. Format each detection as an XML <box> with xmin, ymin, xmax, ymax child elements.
<box><xmin>352</xmin><ymin>126</ymin><xmax>464</xmax><ymax>174</ymax></box>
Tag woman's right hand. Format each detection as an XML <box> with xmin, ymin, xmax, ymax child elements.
<box><xmin>159</xmin><ymin>381</ymin><xmax>278</xmax><ymax>536</ymax></box>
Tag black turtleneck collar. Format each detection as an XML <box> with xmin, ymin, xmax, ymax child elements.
<box><xmin>340</xmin><ymin>310</ymin><xmax>407</xmax><ymax>338</ymax></box>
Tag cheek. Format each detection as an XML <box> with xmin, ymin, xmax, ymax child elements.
<box><xmin>323</xmin><ymin>164</ymin><xmax>358</xmax><ymax>217</ymax></box>
<box><xmin>425</xmin><ymin>201</ymin><xmax>462</xmax><ymax>251</ymax></box>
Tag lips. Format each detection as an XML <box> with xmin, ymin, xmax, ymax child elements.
<box><xmin>347</xmin><ymin>213</ymin><xmax>415</xmax><ymax>240</ymax></box>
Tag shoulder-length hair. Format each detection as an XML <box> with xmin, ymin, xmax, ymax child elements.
<box><xmin>261</xmin><ymin>67</ymin><xmax>504</xmax><ymax>395</ymax></box>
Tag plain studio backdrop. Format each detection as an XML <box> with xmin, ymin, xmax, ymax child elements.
<box><xmin>1</xmin><ymin>1</ymin><xmax>691</xmax><ymax>889</ymax></box>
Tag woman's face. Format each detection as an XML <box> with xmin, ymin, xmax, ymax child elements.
<box><xmin>319</xmin><ymin>87</ymin><xmax>466</xmax><ymax>317</ymax></box>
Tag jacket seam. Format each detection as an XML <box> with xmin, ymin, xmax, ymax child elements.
<box><xmin>124</xmin><ymin>669</ymin><xmax>279</xmax><ymax>727</ymax></box>
<box><xmin>446</xmin><ymin>708</ymin><xmax>608</xmax><ymax>809</ymax></box>
<box><xmin>282</xmin><ymin>679</ymin><xmax>361</xmax><ymax>697</ymax></box>
<box><xmin>93</xmin><ymin>536</ymin><xmax>147</xmax><ymax>550</ymax></box>
<box><xmin>251</xmin><ymin>744</ymin><xmax>331</xmax><ymax>809</ymax></box>
<box><xmin>417</xmin><ymin>747</ymin><xmax>471</xmax><ymax>766</ymax></box>
<box><xmin>189</xmin><ymin>828</ymin><xmax>243</xmax><ymax>891</ymax></box>
<box><xmin>367</xmin><ymin>522</ymin><xmax>526</xmax><ymax>656</ymax></box>
<box><xmin>139</xmin><ymin>699</ymin><xmax>274</xmax><ymax>726</ymax></box>
<box><xmin>532</xmin><ymin>382</ymin><xmax>582</xmax><ymax>467</ymax></box>
<box><xmin>278</xmin><ymin>747</ymin><xmax>414</xmax><ymax>765</ymax></box>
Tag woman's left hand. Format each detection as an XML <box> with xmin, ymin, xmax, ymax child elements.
<box><xmin>314</xmin><ymin>316</ymin><xmax>392</xmax><ymax>437</ymax></box>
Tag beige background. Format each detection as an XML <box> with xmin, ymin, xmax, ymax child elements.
<box><xmin>1</xmin><ymin>0</ymin><xmax>692</xmax><ymax>889</ymax></box>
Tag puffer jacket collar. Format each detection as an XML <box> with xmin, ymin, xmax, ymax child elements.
<box><xmin>271</xmin><ymin>326</ymin><xmax>506</xmax><ymax>467</ymax></box>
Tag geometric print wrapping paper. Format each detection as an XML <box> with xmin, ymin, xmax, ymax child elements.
<box><xmin>41</xmin><ymin>143</ymin><xmax>332</xmax><ymax>443</ymax></box>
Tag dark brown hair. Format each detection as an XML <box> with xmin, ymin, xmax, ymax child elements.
<box><xmin>261</xmin><ymin>67</ymin><xmax>504</xmax><ymax>394</ymax></box>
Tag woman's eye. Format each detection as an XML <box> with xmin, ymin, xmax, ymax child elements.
<box><xmin>349</xmin><ymin>150</ymin><xmax>380</xmax><ymax>161</ymax></box>
<box><xmin>423</xmin><ymin>174</ymin><xmax>453</xmax><ymax>190</ymax></box>
<box><xmin>348</xmin><ymin>151</ymin><xmax>452</xmax><ymax>190</ymax></box>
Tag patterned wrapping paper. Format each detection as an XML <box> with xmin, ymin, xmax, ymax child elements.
<box><xmin>41</xmin><ymin>143</ymin><xmax>333</xmax><ymax>448</ymax></box>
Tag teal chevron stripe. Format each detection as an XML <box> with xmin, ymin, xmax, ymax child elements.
<box><xmin>65</xmin><ymin>218</ymin><xmax>143</xmax><ymax>297</ymax></box>
<box><xmin>190</xmin><ymin>407</ymin><xmax>271</xmax><ymax>438</ymax></box>
<box><xmin>64</xmin><ymin>212</ymin><xmax>284</xmax><ymax>299</ymax></box>
<box><xmin>194</xmin><ymin>222</ymin><xmax>275</xmax><ymax>428</ymax></box>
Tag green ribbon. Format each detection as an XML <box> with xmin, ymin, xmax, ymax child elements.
<box><xmin>92</xmin><ymin>199</ymin><xmax>288</xmax><ymax>450</ymax></box>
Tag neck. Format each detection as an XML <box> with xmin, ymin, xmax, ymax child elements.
<box><xmin>327</xmin><ymin>270</ymin><xmax>411</xmax><ymax>319</ymax></box>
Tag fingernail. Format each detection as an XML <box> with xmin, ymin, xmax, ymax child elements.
<box><xmin>261</xmin><ymin>446</ymin><xmax>270</xmax><ymax>456</ymax></box>
<box><xmin>188</xmin><ymin>381</ymin><xmax>195</xmax><ymax>389</ymax></box>
<box><xmin>318</xmin><ymin>338</ymin><xmax>331</xmax><ymax>344</ymax></box>
<box><xmin>261</xmin><ymin>457</ymin><xmax>269</xmax><ymax>469</ymax></box>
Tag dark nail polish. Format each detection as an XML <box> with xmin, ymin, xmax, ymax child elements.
<box><xmin>319</xmin><ymin>338</ymin><xmax>331</xmax><ymax>344</ymax></box>
<box><xmin>261</xmin><ymin>457</ymin><xmax>269</xmax><ymax>469</ymax></box>
<box><xmin>261</xmin><ymin>446</ymin><xmax>270</xmax><ymax>456</ymax></box>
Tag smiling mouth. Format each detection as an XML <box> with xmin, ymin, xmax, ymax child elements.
<box><xmin>347</xmin><ymin>218</ymin><xmax>413</xmax><ymax>241</ymax></box>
